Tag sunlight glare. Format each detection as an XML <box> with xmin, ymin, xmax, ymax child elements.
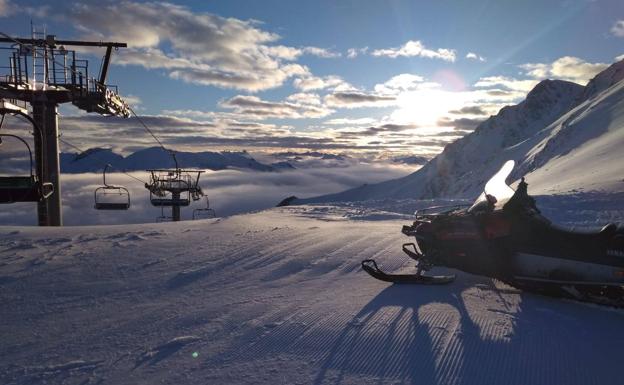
<box><xmin>391</xmin><ymin>89</ymin><xmax>466</xmax><ymax>126</ymax></box>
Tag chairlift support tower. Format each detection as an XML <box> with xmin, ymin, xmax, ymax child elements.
<box><xmin>0</xmin><ymin>27</ymin><xmax>129</xmax><ymax>226</ymax></box>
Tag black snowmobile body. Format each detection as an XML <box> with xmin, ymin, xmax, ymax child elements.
<box><xmin>362</xmin><ymin>160</ymin><xmax>624</xmax><ymax>306</ymax></box>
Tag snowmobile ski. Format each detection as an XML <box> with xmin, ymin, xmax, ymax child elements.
<box><xmin>361</xmin><ymin>259</ymin><xmax>455</xmax><ymax>284</ymax></box>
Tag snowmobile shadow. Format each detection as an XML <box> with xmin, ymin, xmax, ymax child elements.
<box><xmin>313</xmin><ymin>279</ymin><xmax>624</xmax><ymax>385</ymax></box>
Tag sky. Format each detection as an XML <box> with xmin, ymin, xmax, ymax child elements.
<box><xmin>0</xmin><ymin>0</ymin><xmax>623</xmax><ymax>159</ymax></box>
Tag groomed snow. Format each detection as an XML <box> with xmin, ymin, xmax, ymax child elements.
<box><xmin>2</xmin><ymin>206</ymin><xmax>623</xmax><ymax>385</ymax></box>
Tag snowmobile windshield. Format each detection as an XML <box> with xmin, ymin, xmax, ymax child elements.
<box><xmin>469</xmin><ymin>160</ymin><xmax>516</xmax><ymax>212</ymax></box>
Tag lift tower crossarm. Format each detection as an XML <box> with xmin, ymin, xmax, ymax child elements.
<box><xmin>0</xmin><ymin>31</ymin><xmax>130</xmax><ymax>226</ymax></box>
<box><xmin>0</xmin><ymin>37</ymin><xmax>127</xmax><ymax>48</ymax></box>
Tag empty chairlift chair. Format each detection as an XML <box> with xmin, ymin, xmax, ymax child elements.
<box><xmin>94</xmin><ymin>164</ymin><xmax>130</xmax><ymax>210</ymax></box>
<box><xmin>193</xmin><ymin>197</ymin><xmax>216</xmax><ymax>220</ymax></box>
<box><xmin>0</xmin><ymin>134</ymin><xmax>53</xmax><ymax>203</ymax></box>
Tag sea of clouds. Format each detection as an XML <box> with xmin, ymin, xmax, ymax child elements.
<box><xmin>1</xmin><ymin>162</ymin><xmax>414</xmax><ymax>226</ymax></box>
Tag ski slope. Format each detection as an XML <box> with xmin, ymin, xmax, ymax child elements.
<box><xmin>2</xmin><ymin>206</ymin><xmax>623</xmax><ymax>385</ymax></box>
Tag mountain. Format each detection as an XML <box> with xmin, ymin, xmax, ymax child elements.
<box><xmin>61</xmin><ymin>147</ymin><xmax>277</xmax><ymax>173</ymax></box>
<box><xmin>298</xmin><ymin>59</ymin><xmax>624</xmax><ymax>204</ymax></box>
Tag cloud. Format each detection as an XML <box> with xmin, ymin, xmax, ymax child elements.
<box><xmin>373</xmin><ymin>73</ymin><xmax>439</xmax><ymax>95</ymax></box>
<box><xmin>615</xmin><ymin>54</ymin><xmax>624</xmax><ymax>62</ymax></box>
<box><xmin>449</xmin><ymin>106</ymin><xmax>488</xmax><ymax>116</ymax></box>
<box><xmin>338</xmin><ymin>123</ymin><xmax>420</xmax><ymax>137</ymax></box>
<box><xmin>302</xmin><ymin>46</ymin><xmax>341</xmax><ymax>58</ymax></box>
<box><xmin>346</xmin><ymin>47</ymin><xmax>368</xmax><ymax>59</ymax></box>
<box><xmin>323</xmin><ymin>117</ymin><xmax>378</xmax><ymax>126</ymax></box>
<box><xmin>55</xmin><ymin>1</ymin><xmax>326</xmax><ymax>92</ymax></box>
<box><xmin>371</xmin><ymin>40</ymin><xmax>456</xmax><ymax>62</ymax></box>
<box><xmin>437</xmin><ymin>117</ymin><xmax>485</xmax><ymax>130</ymax></box>
<box><xmin>0</xmin><ymin>0</ymin><xmax>13</xmax><ymax>16</ymax></box>
<box><xmin>293</xmin><ymin>75</ymin><xmax>350</xmax><ymax>91</ymax></box>
<box><xmin>324</xmin><ymin>92</ymin><xmax>396</xmax><ymax>108</ymax></box>
<box><xmin>219</xmin><ymin>95</ymin><xmax>333</xmax><ymax>119</ymax></box>
<box><xmin>474</xmin><ymin>76</ymin><xmax>539</xmax><ymax>92</ymax></box>
<box><xmin>169</xmin><ymin>63</ymin><xmax>309</xmax><ymax>92</ymax></box>
<box><xmin>611</xmin><ymin>20</ymin><xmax>624</xmax><ymax>37</ymax></box>
<box><xmin>519</xmin><ymin>56</ymin><xmax>608</xmax><ymax>84</ymax></box>
<box><xmin>466</xmin><ymin>52</ymin><xmax>486</xmax><ymax>62</ymax></box>
<box><xmin>0</xmin><ymin>161</ymin><xmax>414</xmax><ymax>226</ymax></box>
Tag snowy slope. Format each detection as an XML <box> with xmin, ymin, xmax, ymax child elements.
<box><xmin>299</xmin><ymin>60</ymin><xmax>624</xmax><ymax>204</ymax></box>
<box><xmin>1</xmin><ymin>206</ymin><xmax>624</xmax><ymax>385</ymax></box>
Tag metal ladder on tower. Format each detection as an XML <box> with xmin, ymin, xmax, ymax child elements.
<box><xmin>31</xmin><ymin>25</ymin><xmax>48</xmax><ymax>90</ymax></box>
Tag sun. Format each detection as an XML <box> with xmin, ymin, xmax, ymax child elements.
<box><xmin>391</xmin><ymin>89</ymin><xmax>466</xmax><ymax>126</ymax></box>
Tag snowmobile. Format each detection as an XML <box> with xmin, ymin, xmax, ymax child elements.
<box><xmin>362</xmin><ymin>160</ymin><xmax>624</xmax><ymax>307</ymax></box>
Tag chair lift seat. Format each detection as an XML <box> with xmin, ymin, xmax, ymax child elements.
<box><xmin>95</xmin><ymin>201</ymin><xmax>131</xmax><ymax>210</ymax></box>
<box><xmin>94</xmin><ymin>173</ymin><xmax>130</xmax><ymax>210</ymax></box>
<box><xmin>0</xmin><ymin>176</ymin><xmax>53</xmax><ymax>203</ymax></box>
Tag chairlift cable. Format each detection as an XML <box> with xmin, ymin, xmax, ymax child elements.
<box><xmin>127</xmin><ymin>106</ymin><xmax>166</xmax><ymax>150</ymax></box>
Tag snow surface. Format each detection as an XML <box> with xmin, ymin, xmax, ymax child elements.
<box><xmin>2</xmin><ymin>205</ymin><xmax>624</xmax><ymax>385</ymax></box>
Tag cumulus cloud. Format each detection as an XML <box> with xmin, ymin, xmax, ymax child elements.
<box><xmin>324</xmin><ymin>92</ymin><xmax>397</xmax><ymax>108</ymax></box>
<box><xmin>371</xmin><ymin>40</ymin><xmax>456</xmax><ymax>62</ymax></box>
<box><xmin>466</xmin><ymin>52</ymin><xmax>486</xmax><ymax>62</ymax></box>
<box><xmin>519</xmin><ymin>56</ymin><xmax>608</xmax><ymax>84</ymax></box>
<box><xmin>611</xmin><ymin>20</ymin><xmax>624</xmax><ymax>37</ymax></box>
<box><xmin>53</xmin><ymin>1</ymin><xmax>339</xmax><ymax>92</ymax></box>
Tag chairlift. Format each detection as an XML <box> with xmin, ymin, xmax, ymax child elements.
<box><xmin>145</xmin><ymin>168</ymin><xmax>203</xmax><ymax>207</ymax></box>
<box><xmin>94</xmin><ymin>164</ymin><xmax>130</xmax><ymax>210</ymax></box>
<box><xmin>193</xmin><ymin>196</ymin><xmax>216</xmax><ymax>220</ymax></box>
<box><xmin>0</xmin><ymin>134</ymin><xmax>53</xmax><ymax>203</ymax></box>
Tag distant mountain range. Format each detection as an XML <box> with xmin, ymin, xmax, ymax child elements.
<box><xmin>296</xmin><ymin>58</ymin><xmax>624</xmax><ymax>204</ymax></box>
<box><xmin>61</xmin><ymin>147</ymin><xmax>283</xmax><ymax>173</ymax></box>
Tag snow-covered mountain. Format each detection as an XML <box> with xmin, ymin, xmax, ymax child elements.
<box><xmin>61</xmin><ymin>147</ymin><xmax>278</xmax><ymax>173</ymax></box>
<box><xmin>298</xmin><ymin>59</ymin><xmax>624</xmax><ymax>204</ymax></box>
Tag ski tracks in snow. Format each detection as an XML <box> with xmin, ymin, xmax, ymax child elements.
<box><xmin>1</xmin><ymin>207</ymin><xmax>624</xmax><ymax>384</ymax></box>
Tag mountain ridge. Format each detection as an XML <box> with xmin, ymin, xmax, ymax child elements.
<box><xmin>296</xmin><ymin>59</ymin><xmax>624</xmax><ymax>204</ymax></box>
<box><xmin>60</xmin><ymin>147</ymin><xmax>281</xmax><ymax>173</ymax></box>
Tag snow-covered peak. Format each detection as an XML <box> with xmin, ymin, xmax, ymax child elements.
<box><xmin>61</xmin><ymin>147</ymin><xmax>279</xmax><ymax>173</ymax></box>
<box><xmin>475</xmin><ymin>79</ymin><xmax>583</xmax><ymax>148</ymax></box>
<box><xmin>580</xmin><ymin>58</ymin><xmax>624</xmax><ymax>101</ymax></box>
<box><xmin>297</xmin><ymin>59</ymin><xmax>624</xmax><ymax>205</ymax></box>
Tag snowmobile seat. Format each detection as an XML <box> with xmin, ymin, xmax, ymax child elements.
<box><xmin>545</xmin><ymin>222</ymin><xmax>616</xmax><ymax>238</ymax></box>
